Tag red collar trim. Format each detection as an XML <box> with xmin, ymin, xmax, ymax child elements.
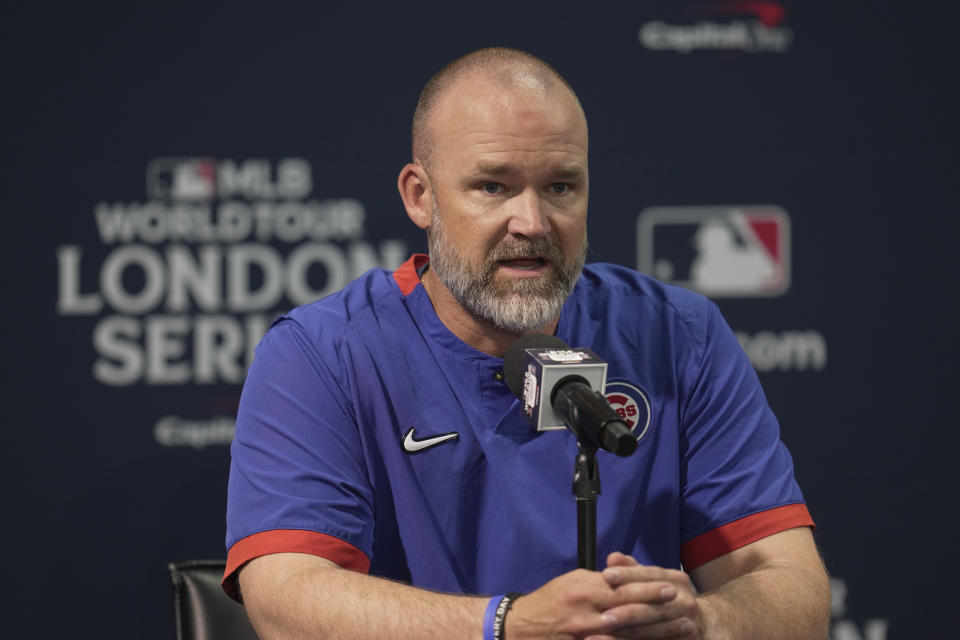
<box><xmin>393</xmin><ymin>254</ymin><xmax>429</xmax><ymax>295</ymax></box>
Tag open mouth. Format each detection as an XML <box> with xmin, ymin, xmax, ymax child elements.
<box><xmin>498</xmin><ymin>257</ymin><xmax>546</xmax><ymax>271</ymax></box>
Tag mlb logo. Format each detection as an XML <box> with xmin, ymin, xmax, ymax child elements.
<box><xmin>146</xmin><ymin>157</ymin><xmax>217</xmax><ymax>201</ymax></box>
<box><xmin>636</xmin><ymin>205</ymin><xmax>791</xmax><ymax>298</ymax></box>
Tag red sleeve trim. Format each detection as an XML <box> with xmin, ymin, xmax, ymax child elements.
<box><xmin>680</xmin><ymin>503</ymin><xmax>815</xmax><ymax>571</ymax></box>
<box><xmin>221</xmin><ymin>530</ymin><xmax>371</xmax><ymax>602</ymax></box>
<box><xmin>393</xmin><ymin>254</ymin><xmax>429</xmax><ymax>295</ymax></box>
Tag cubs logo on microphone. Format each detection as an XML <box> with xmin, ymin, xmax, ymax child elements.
<box><xmin>605</xmin><ymin>381</ymin><xmax>652</xmax><ymax>441</ymax></box>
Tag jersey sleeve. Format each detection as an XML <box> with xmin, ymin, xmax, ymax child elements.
<box><xmin>677</xmin><ymin>302</ymin><xmax>813</xmax><ymax>570</ymax></box>
<box><xmin>223</xmin><ymin>318</ymin><xmax>373</xmax><ymax>601</ymax></box>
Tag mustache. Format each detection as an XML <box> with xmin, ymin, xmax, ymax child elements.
<box><xmin>486</xmin><ymin>237</ymin><xmax>565</xmax><ymax>264</ymax></box>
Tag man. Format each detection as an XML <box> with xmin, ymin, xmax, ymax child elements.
<box><xmin>225</xmin><ymin>47</ymin><xmax>829</xmax><ymax>639</ymax></box>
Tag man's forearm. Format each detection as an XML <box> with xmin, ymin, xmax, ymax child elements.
<box><xmin>240</xmin><ymin>553</ymin><xmax>488</xmax><ymax>640</ymax></box>
<box><xmin>240</xmin><ymin>551</ymin><xmax>677</xmax><ymax>639</ymax></box>
<box><xmin>697</xmin><ymin>559</ymin><xmax>830</xmax><ymax>640</ymax></box>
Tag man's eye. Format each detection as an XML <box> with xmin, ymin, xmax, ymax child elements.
<box><xmin>480</xmin><ymin>183</ymin><xmax>503</xmax><ymax>194</ymax></box>
<box><xmin>550</xmin><ymin>183</ymin><xmax>570</xmax><ymax>194</ymax></box>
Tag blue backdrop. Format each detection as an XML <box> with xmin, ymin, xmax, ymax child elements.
<box><xmin>6</xmin><ymin>2</ymin><xmax>957</xmax><ymax>638</ymax></box>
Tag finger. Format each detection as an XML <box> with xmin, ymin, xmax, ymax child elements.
<box><xmin>606</xmin><ymin>551</ymin><xmax>640</xmax><ymax>567</ymax></box>
<box><xmin>608</xmin><ymin>581</ymin><xmax>678</xmax><ymax>606</ymax></box>
<box><xmin>602</xmin><ymin>565</ymin><xmax>689</xmax><ymax>588</ymax></box>
<box><xmin>601</xmin><ymin>600</ymin><xmax>684</xmax><ymax>629</ymax></box>
<box><xmin>600</xmin><ymin>591</ymin><xmax>698</xmax><ymax>634</ymax></box>
<box><xmin>587</xmin><ymin>617</ymin><xmax>698</xmax><ymax>639</ymax></box>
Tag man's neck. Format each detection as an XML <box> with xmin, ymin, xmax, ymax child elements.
<box><xmin>419</xmin><ymin>267</ymin><xmax>559</xmax><ymax>359</ymax></box>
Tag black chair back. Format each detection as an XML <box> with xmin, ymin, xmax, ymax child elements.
<box><xmin>169</xmin><ymin>560</ymin><xmax>259</xmax><ymax>640</ymax></box>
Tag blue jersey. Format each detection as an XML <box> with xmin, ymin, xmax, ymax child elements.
<box><xmin>223</xmin><ymin>255</ymin><xmax>812</xmax><ymax>599</ymax></box>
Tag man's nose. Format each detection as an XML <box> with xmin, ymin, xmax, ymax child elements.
<box><xmin>506</xmin><ymin>189</ymin><xmax>550</xmax><ymax>238</ymax></box>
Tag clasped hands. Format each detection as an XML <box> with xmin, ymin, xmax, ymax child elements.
<box><xmin>508</xmin><ymin>551</ymin><xmax>704</xmax><ymax>640</ymax></box>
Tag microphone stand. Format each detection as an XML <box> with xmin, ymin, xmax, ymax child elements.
<box><xmin>572</xmin><ymin>440</ymin><xmax>600</xmax><ymax>570</ymax></box>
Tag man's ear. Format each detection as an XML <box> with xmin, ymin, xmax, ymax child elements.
<box><xmin>398</xmin><ymin>163</ymin><xmax>432</xmax><ymax>230</ymax></box>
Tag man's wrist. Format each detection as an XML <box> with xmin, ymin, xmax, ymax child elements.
<box><xmin>484</xmin><ymin>593</ymin><xmax>523</xmax><ymax>640</ymax></box>
<box><xmin>483</xmin><ymin>594</ymin><xmax>504</xmax><ymax>640</ymax></box>
<box><xmin>696</xmin><ymin>595</ymin><xmax>729</xmax><ymax>640</ymax></box>
<box><xmin>502</xmin><ymin>591</ymin><xmax>538</xmax><ymax>640</ymax></box>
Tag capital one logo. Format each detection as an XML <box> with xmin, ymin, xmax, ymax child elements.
<box><xmin>636</xmin><ymin>206</ymin><xmax>790</xmax><ymax>298</ymax></box>
<box><xmin>638</xmin><ymin>1</ymin><xmax>793</xmax><ymax>54</ymax></box>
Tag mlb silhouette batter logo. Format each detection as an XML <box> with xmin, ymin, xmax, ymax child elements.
<box><xmin>636</xmin><ymin>205</ymin><xmax>790</xmax><ymax>298</ymax></box>
<box><xmin>147</xmin><ymin>157</ymin><xmax>218</xmax><ymax>201</ymax></box>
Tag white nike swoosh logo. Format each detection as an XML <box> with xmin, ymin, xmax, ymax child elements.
<box><xmin>402</xmin><ymin>427</ymin><xmax>459</xmax><ymax>454</ymax></box>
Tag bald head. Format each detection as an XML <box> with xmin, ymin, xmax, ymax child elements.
<box><xmin>411</xmin><ymin>47</ymin><xmax>585</xmax><ymax>172</ymax></box>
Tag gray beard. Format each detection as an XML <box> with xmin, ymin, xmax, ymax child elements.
<box><xmin>426</xmin><ymin>196</ymin><xmax>587</xmax><ymax>334</ymax></box>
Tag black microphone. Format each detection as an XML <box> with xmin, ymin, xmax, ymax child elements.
<box><xmin>504</xmin><ymin>335</ymin><xmax>637</xmax><ymax>457</ymax></box>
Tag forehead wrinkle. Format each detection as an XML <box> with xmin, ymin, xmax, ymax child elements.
<box><xmin>470</xmin><ymin>158</ymin><xmax>586</xmax><ymax>178</ymax></box>
<box><xmin>468</xmin><ymin>148</ymin><xmax>588</xmax><ymax>176</ymax></box>
<box><xmin>449</xmin><ymin>99</ymin><xmax>584</xmax><ymax>135</ymax></box>
<box><xmin>461</xmin><ymin>129</ymin><xmax>585</xmax><ymax>141</ymax></box>
<box><xmin>471</xmin><ymin>161</ymin><xmax>519</xmax><ymax>177</ymax></box>
<box><xmin>461</xmin><ymin>131</ymin><xmax>588</xmax><ymax>158</ymax></box>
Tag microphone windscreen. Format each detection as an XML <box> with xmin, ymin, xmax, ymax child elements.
<box><xmin>503</xmin><ymin>333</ymin><xmax>568</xmax><ymax>399</ymax></box>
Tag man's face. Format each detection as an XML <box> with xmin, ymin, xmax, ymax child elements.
<box><xmin>423</xmin><ymin>73</ymin><xmax>589</xmax><ymax>333</ymax></box>
<box><xmin>428</xmin><ymin>191</ymin><xmax>586</xmax><ymax>332</ymax></box>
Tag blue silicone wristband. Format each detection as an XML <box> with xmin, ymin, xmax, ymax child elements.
<box><xmin>483</xmin><ymin>594</ymin><xmax>505</xmax><ymax>640</ymax></box>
